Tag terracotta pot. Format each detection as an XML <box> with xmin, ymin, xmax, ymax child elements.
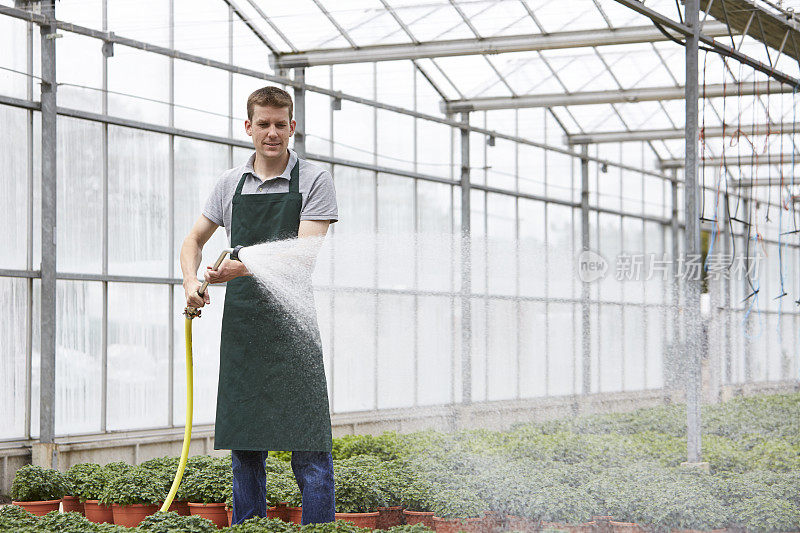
<box><xmin>336</xmin><ymin>511</ymin><xmax>380</xmax><ymax>529</ymax></box>
<box><xmin>188</xmin><ymin>502</ymin><xmax>229</xmax><ymax>529</ymax></box>
<box><xmin>483</xmin><ymin>511</ymin><xmax>502</xmax><ymax>533</ymax></box>
<box><xmin>287</xmin><ymin>506</ymin><xmax>303</xmax><ymax>524</ymax></box>
<box><xmin>377</xmin><ymin>506</ymin><xmax>405</xmax><ymax>529</ymax></box>
<box><xmin>541</xmin><ymin>521</ymin><xmax>595</xmax><ymax>533</ymax></box>
<box><xmin>505</xmin><ymin>515</ymin><xmax>539</xmax><ymax>532</ymax></box>
<box><xmin>434</xmin><ymin>516</ymin><xmax>485</xmax><ymax>533</ymax></box>
<box><xmin>610</xmin><ymin>521</ymin><xmax>648</xmax><ymax>533</ymax></box>
<box><xmin>111</xmin><ymin>503</ymin><xmax>159</xmax><ymax>527</ymax></box>
<box><xmin>226</xmin><ymin>505</ymin><xmax>232</xmax><ymax>526</ymax></box>
<box><xmin>268</xmin><ymin>503</ymin><xmax>290</xmax><ymax>522</ymax></box>
<box><xmin>165</xmin><ymin>500</ymin><xmax>190</xmax><ymax>516</ymax></box>
<box><xmin>61</xmin><ymin>495</ymin><xmax>85</xmax><ymax>515</ymax></box>
<box><xmin>12</xmin><ymin>500</ymin><xmax>61</xmax><ymax>517</ymax></box>
<box><xmin>83</xmin><ymin>500</ymin><xmax>114</xmax><ymax>523</ymax></box>
<box><xmin>405</xmin><ymin>510</ymin><xmax>436</xmax><ymax>530</ymax></box>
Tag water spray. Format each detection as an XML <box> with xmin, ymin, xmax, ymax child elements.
<box><xmin>160</xmin><ymin>245</ymin><xmax>243</xmax><ymax>512</ymax></box>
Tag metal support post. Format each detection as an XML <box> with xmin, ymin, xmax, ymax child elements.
<box><xmin>293</xmin><ymin>68</ymin><xmax>306</xmax><ymax>158</ymax></box>
<box><xmin>684</xmin><ymin>0</ymin><xmax>703</xmax><ymax>466</ymax></box>
<box><xmin>580</xmin><ymin>145</ymin><xmax>591</xmax><ymax>395</ymax></box>
<box><xmin>460</xmin><ymin>112</ymin><xmax>471</xmax><ymax>405</ymax></box>
<box><xmin>39</xmin><ymin>0</ymin><xmax>57</xmax><ymax>452</ymax></box>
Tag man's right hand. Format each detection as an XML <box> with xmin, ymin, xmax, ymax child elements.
<box><xmin>184</xmin><ymin>278</ymin><xmax>210</xmax><ymax>309</ymax></box>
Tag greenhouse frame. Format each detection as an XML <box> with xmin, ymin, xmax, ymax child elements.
<box><xmin>2</xmin><ymin>0</ymin><xmax>800</xmax><ymax>493</ymax></box>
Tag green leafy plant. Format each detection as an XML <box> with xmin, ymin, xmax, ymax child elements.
<box><xmin>0</xmin><ymin>504</ymin><xmax>38</xmax><ymax>528</ymax></box>
<box><xmin>99</xmin><ymin>466</ymin><xmax>163</xmax><ymax>506</ymax></box>
<box><xmin>299</xmin><ymin>520</ymin><xmax>371</xmax><ymax>533</ymax></box>
<box><xmin>137</xmin><ymin>511</ymin><xmax>218</xmax><ymax>533</ymax></box>
<box><xmin>10</xmin><ymin>465</ymin><xmax>69</xmax><ymax>502</ymax></box>
<box><xmin>65</xmin><ymin>463</ymin><xmax>105</xmax><ymax>502</ymax></box>
<box><xmin>386</xmin><ymin>525</ymin><xmax>434</xmax><ymax>533</ymax></box>
<box><xmin>227</xmin><ymin>516</ymin><xmax>300</xmax><ymax>533</ymax></box>
<box><xmin>180</xmin><ymin>460</ymin><xmax>232</xmax><ymax>503</ymax></box>
<box><xmin>333</xmin><ymin>459</ymin><xmax>387</xmax><ymax>513</ymax></box>
<box><xmin>266</xmin><ymin>472</ymin><xmax>301</xmax><ymax>507</ymax></box>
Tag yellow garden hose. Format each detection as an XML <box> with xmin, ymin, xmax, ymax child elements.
<box><xmin>160</xmin><ymin>247</ymin><xmax>236</xmax><ymax>513</ymax></box>
<box><xmin>159</xmin><ymin>316</ymin><xmax>195</xmax><ymax>512</ymax></box>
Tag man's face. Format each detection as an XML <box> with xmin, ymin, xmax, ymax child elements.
<box><xmin>245</xmin><ymin>105</ymin><xmax>295</xmax><ymax>160</ymax></box>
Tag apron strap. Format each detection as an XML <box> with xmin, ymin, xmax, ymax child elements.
<box><xmin>289</xmin><ymin>159</ymin><xmax>300</xmax><ymax>194</ymax></box>
<box><xmin>233</xmin><ymin>172</ymin><xmax>248</xmax><ymax>197</ymax></box>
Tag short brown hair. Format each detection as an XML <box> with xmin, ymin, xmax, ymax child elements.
<box><xmin>247</xmin><ymin>86</ymin><xmax>293</xmax><ymax>121</ymax></box>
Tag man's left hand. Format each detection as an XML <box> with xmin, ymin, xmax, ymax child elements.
<box><xmin>204</xmin><ymin>258</ymin><xmax>250</xmax><ymax>284</ymax></box>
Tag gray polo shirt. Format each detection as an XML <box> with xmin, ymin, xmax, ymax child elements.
<box><xmin>203</xmin><ymin>149</ymin><xmax>338</xmax><ymax>244</ymax></box>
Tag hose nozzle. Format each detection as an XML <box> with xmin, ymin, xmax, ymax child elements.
<box><xmin>184</xmin><ymin>247</ymin><xmax>238</xmax><ymax>319</ymax></box>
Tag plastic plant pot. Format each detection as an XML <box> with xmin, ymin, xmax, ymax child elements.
<box><xmin>336</xmin><ymin>511</ymin><xmax>380</xmax><ymax>529</ymax></box>
<box><xmin>12</xmin><ymin>500</ymin><xmax>61</xmax><ymax>517</ymax></box>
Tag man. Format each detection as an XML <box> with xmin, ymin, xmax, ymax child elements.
<box><xmin>179</xmin><ymin>86</ymin><xmax>337</xmax><ymax>525</ymax></box>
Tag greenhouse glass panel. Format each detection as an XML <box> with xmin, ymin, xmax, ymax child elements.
<box><xmin>107</xmin><ymin>48</ymin><xmax>170</xmax><ymax>126</ymax></box>
<box><xmin>470</xmin><ymin>297</ymin><xmax>486</xmax><ymax>402</ymax></box>
<box><xmin>622</xmin><ymin>217</ymin><xmax>644</xmax><ymax>304</ymax></box>
<box><xmin>546</xmin><ymin>203</ymin><xmax>574</xmax><ymax>299</ymax></box>
<box><xmin>622</xmin><ymin>305</ymin><xmax>646</xmax><ymax>391</ymax></box>
<box><xmin>546</xmin><ymin>150</ymin><xmax>574</xmax><ymax>203</ymax></box>
<box><xmin>172</xmin><ymin>286</ymin><xmax>224</xmax><ymax>426</ymax></box>
<box><xmin>174</xmin><ymin>60</ymin><xmax>229</xmax><ymax>137</ymax></box>
<box><xmin>646</xmin><ymin>306</ymin><xmax>665</xmax><ymax>390</ymax></box>
<box><xmin>377</xmin><ymin>173</ymin><xmax>414</xmax><ymax>290</ymax></box>
<box><xmin>174</xmin><ymin>0</ymin><xmax>229</xmax><ymax>63</ymax></box>
<box><xmin>470</xmin><ymin>189</ymin><xmax>486</xmax><ymax>294</ymax></box>
<box><xmin>486</xmin><ymin>193</ymin><xmax>516</xmax><ymax>296</ymax></box>
<box><xmin>417</xmin><ymin>295</ymin><xmax>453</xmax><ymax>406</ymax></box>
<box><xmin>518</xmin><ymin>198</ymin><xmax>546</xmax><ymax>298</ymax></box>
<box><xmin>332</xmin><ymin>292</ymin><xmax>376</xmax><ymax>413</ymax></box>
<box><xmin>519</xmin><ymin>300</ymin><xmax>546</xmax><ymax>398</ymax></box>
<box><xmin>0</xmin><ymin>277</ymin><xmax>28</xmax><ymax>440</ymax></box>
<box><xmin>376</xmin><ymin>110</ymin><xmax>414</xmax><ymax>172</ymax></box>
<box><xmin>108</xmin><ymin>127</ymin><xmax>169</xmax><ymax>277</ymax></box>
<box><xmin>107</xmin><ymin>0</ymin><xmax>170</xmax><ymax>45</ymax></box>
<box><xmin>0</xmin><ymin>16</ymin><xmax>29</xmax><ymax>100</ymax></box>
<box><xmin>315</xmin><ymin>290</ymin><xmax>333</xmax><ymax>395</ymax></box>
<box><xmin>173</xmin><ymin>137</ymin><xmax>231</xmax><ymax>274</ymax></box>
<box><xmin>598</xmin><ymin>213</ymin><xmax>622</xmax><ymax>302</ymax></box>
<box><xmin>486</xmin><ymin>298</ymin><xmax>517</xmax><ymax>401</ymax></box>
<box><xmin>55</xmin><ymin>280</ymin><xmax>102</xmax><ymax>435</ymax></box>
<box><xmin>598</xmin><ymin>303</ymin><xmax>623</xmax><ymax>392</ymax></box>
<box><xmin>332</xmin><ymin>100</ymin><xmax>375</xmax><ymax>165</ymax></box>
<box><xmin>376</xmin><ymin>61</ymin><xmax>414</xmax><ymax>110</ymax></box>
<box><xmin>377</xmin><ymin>293</ymin><xmax>414</xmax><ymax>409</ymax></box>
<box><xmin>30</xmin><ymin>280</ymin><xmax>40</xmax><ymax>439</ymax></box>
<box><xmin>547</xmin><ymin>302</ymin><xmax>574</xmax><ymax>396</ymax></box>
<box><xmin>518</xmin><ymin>144</ymin><xmax>545</xmax><ymax>198</ymax></box>
<box><xmin>0</xmin><ymin>105</ymin><xmax>28</xmax><ymax>270</ymax></box>
<box><xmin>107</xmin><ymin>283</ymin><xmax>169</xmax><ymax>431</ymax></box>
<box><xmin>417</xmin><ymin>180</ymin><xmax>453</xmax><ymax>292</ymax></box>
<box><xmin>56</xmin><ymin>33</ymin><xmax>102</xmax><ymax>113</ymax></box>
<box><xmin>306</xmin><ymin>91</ymin><xmax>333</xmax><ymax>156</ymax></box>
<box><xmin>57</xmin><ymin>117</ymin><xmax>102</xmax><ymax>274</ymax></box>
<box><xmin>486</xmin><ymin>138</ymin><xmax>516</xmax><ymax>192</ymax></box>
<box><xmin>332</xmin><ymin>166</ymin><xmax>375</xmax><ymax>288</ymax></box>
<box><xmin>416</xmin><ymin>120</ymin><xmax>453</xmax><ymax>180</ymax></box>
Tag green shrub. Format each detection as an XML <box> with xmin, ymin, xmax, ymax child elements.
<box><xmin>11</xmin><ymin>465</ymin><xmax>69</xmax><ymax>502</ymax></box>
<box><xmin>99</xmin><ymin>466</ymin><xmax>163</xmax><ymax>506</ymax></box>
<box><xmin>429</xmin><ymin>487</ymin><xmax>484</xmax><ymax>519</ymax></box>
<box><xmin>227</xmin><ymin>516</ymin><xmax>300</xmax><ymax>533</ymax></box>
<box><xmin>137</xmin><ymin>511</ymin><xmax>217</xmax><ymax>533</ymax></box>
<box><xmin>300</xmin><ymin>520</ymin><xmax>371</xmax><ymax>533</ymax></box>
<box><xmin>0</xmin><ymin>504</ymin><xmax>38</xmax><ymax>529</ymax></box>
<box><xmin>333</xmin><ymin>459</ymin><xmax>386</xmax><ymax>513</ymax></box>
<box><xmin>180</xmin><ymin>460</ymin><xmax>232</xmax><ymax>503</ymax></box>
<box><xmin>332</xmin><ymin>432</ymin><xmax>401</xmax><ymax>461</ymax></box>
<box><xmin>266</xmin><ymin>472</ymin><xmax>301</xmax><ymax>507</ymax></box>
<box><xmin>386</xmin><ymin>525</ymin><xmax>434</xmax><ymax>533</ymax></box>
<box><xmin>65</xmin><ymin>463</ymin><xmax>105</xmax><ymax>502</ymax></box>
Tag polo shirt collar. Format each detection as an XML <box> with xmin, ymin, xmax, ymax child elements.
<box><xmin>242</xmin><ymin>149</ymin><xmax>297</xmax><ymax>182</ymax></box>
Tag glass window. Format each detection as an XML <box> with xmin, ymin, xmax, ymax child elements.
<box><xmin>55</xmin><ymin>280</ymin><xmax>102</xmax><ymax>435</ymax></box>
<box><xmin>0</xmin><ymin>277</ymin><xmax>28</xmax><ymax>439</ymax></box>
<box><xmin>57</xmin><ymin>117</ymin><xmax>103</xmax><ymax>273</ymax></box>
<box><xmin>377</xmin><ymin>294</ymin><xmax>414</xmax><ymax>409</ymax></box>
<box><xmin>332</xmin><ymin>166</ymin><xmax>375</xmax><ymax>288</ymax></box>
<box><xmin>486</xmin><ymin>298</ymin><xmax>517</xmax><ymax>401</ymax></box>
<box><xmin>0</xmin><ymin>105</ymin><xmax>29</xmax><ymax>270</ymax></box>
<box><xmin>108</xmin><ymin>127</ymin><xmax>170</xmax><ymax>277</ymax></box>
<box><xmin>418</xmin><ymin>295</ymin><xmax>453</xmax><ymax>405</ymax></box>
<box><xmin>107</xmin><ymin>283</ymin><xmax>169</xmax><ymax>430</ymax></box>
<box><xmin>486</xmin><ymin>193</ymin><xmax>516</xmax><ymax>296</ymax></box>
<box><xmin>332</xmin><ymin>292</ymin><xmax>375</xmax><ymax>412</ymax></box>
<box><xmin>377</xmin><ymin>173</ymin><xmax>414</xmax><ymax>290</ymax></box>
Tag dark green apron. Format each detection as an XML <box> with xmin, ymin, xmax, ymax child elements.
<box><xmin>214</xmin><ymin>159</ymin><xmax>333</xmax><ymax>452</ymax></box>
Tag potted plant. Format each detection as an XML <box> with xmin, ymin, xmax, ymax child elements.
<box><xmin>99</xmin><ymin>466</ymin><xmax>163</xmax><ymax>526</ymax></box>
<box><xmin>137</xmin><ymin>510</ymin><xmax>219</xmax><ymax>532</ymax></box>
<box><xmin>431</xmin><ymin>488</ymin><xmax>486</xmax><ymax>533</ymax></box>
<box><xmin>400</xmin><ymin>476</ymin><xmax>435</xmax><ymax>529</ymax></box>
<box><xmin>333</xmin><ymin>462</ymin><xmax>386</xmax><ymax>529</ymax></box>
<box><xmin>266</xmin><ymin>473</ymin><xmax>298</xmax><ymax>522</ymax></box>
<box><xmin>10</xmin><ymin>464</ymin><xmax>69</xmax><ymax>516</ymax></box>
<box><xmin>0</xmin><ymin>502</ymin><xmax>39</xmax><ymax>529</ymax></box>
<box><xmin>182</xmin><ymin>460</ymin><xmax>232</xmax><ymax>528</ymax></box>
<box><xmin>74</xmin><ymin>462</ymin><xmax>120</xmax><ymax>524</ymax></box>
<box><xmin>375</xmin><ymin>459</ymin><xmax>415</xmax><ymax>529</ymax></box>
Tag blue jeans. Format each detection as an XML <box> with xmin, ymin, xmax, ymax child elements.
<box><xmin>230</xmin><ymin>450</ymin><xmax>335</xmax><ymax>526</ymax></box>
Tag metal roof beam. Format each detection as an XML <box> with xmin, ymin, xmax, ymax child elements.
<box><xmin>271</xmin><ymin>21</ymin><xmax>733</xmax><ymax>68</ymax></box>
<box><xmin>661</xmin><ymin>153</ymin><xmax>800</xmax><ymax>168</ymax></box>
<box><xmin>568</xmin><ymin>122</ymin><xmax>800</xmax><ymax>144</ymax></box>
<box><xmin>443</xmin><ymin>80</ymin><xmax>789</xmax><ymax>112</ymax></box>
